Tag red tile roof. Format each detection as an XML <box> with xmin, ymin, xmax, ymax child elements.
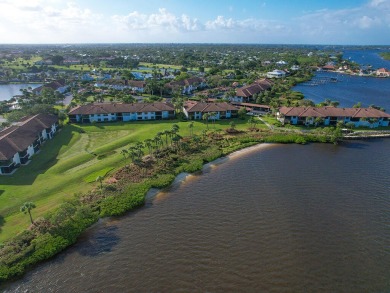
<box><xmin>166</xmin><ymin>77</ymin><xmax>205</xmax><ymax>89</ymax></box>
<box><xmin>127</xmin><ymin>80</ymin><xmax>146</xmax><ymax>88</ymax></box>
<box><xmin>185</xmin><ymin>102</ymin><xmax>238</xmax><ymax>113</ymax></box>
<box><xmin>68</xmin><ymin>102</ymin><xmax>175</xmax><ymax>115</ymax></box>
<box><xmin>235</xmin><ymin>79</ymin><xmax>273</xmax><ymax>98</ymax></box>
<box><xmin>0</xmin><ymin>114</ymin><xmax>58</xmax><ymax>160</ymax></box>
<box><xmin>32</xmin><ymin>79</ymin><xmax>66</xmax><ymax>93</ymax></box>
<box><xmin>279</xmin><ymin>106</ymin><xmax>390</xmax><ymax>118</ymax></box>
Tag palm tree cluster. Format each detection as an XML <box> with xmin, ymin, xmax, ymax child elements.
<box><xmin>120</xmin><ymin>124</ymin><xmax>183</xmax><ymax>165</ymax></box>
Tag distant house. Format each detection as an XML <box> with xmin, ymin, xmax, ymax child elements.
<box><xmin>0</xmin><ymin>114</ymin><xmax>59</xmax><ymax>175</ymax></box>
<box><xmin>68</xmin><ymin>102</ymin><xmax>175</xmax><ymax>123</ymax></box>
<box><xmin>166</xmin><ymin>77</ymin><xmax>206</xmax><ymax>95</ymax></box>
<box><xmin>261</xmin><ymin>60</ymin><xmax>272</xmax><ymax>66</ymax></box>
<box><xmin>277</xmin><ymin>106</ymin><xmax>390</xmax><ymax>128</ymax></box>
<box><xmin>183</xmin><ymin>102</ymin><xmax>239</xmax><ymax>120</ymax></box>
<box><xmin>290</xmin><ymin>65</ymin><xmax>300</xmax><ymax>71</ymax></box>
<box><xmin>81</xmin><ymin>74</ymin><xmax>94</xmax><ymax>81</ymax></box>
<box><xmin>266</xmin><ymin>70</ymin><xmax>286</xmax><ymax>79</ymax></box>
<box><xmin>322</xmin><ymin>64</ymin><xmax>336</xmax><ymax>71</ymax></box>
<box><xmin>276</xmin><ymin>60</ymin><xmax>287</xmax><ymax>66</ymax></box>
<box><xmin>376</xmin><ymin>68</ymin><xmax>390</xmax><ymax>77</ymax></box>
<box><xmin>232</xmin><ymin>79</ymin><xmax>273</xmax><ymax>103</ymax></box>
<box><xmin>127</xmin><ymin>80</ymin><xmax>147</xmax><ymax>93</ymax></box>
<box><xmin>32</xmin><ymin>79</ymin><xmax>68</xmax><ymax>95</ymax></box>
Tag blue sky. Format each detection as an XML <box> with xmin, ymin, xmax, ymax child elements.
<box><xmin>0</xmin><ymin>0</ymin><xmax>389</xmax><ymax>44</ymax></box>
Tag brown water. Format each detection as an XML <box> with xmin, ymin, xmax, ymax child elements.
<box><xmin>3</xmin><ymin>140</ymin><xmax>390</xmax><ymax>292</ymax></box>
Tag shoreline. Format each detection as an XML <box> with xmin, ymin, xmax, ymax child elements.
<box><xmin>0</xmin><ymin>128</ymin><xmax>387</xmax><ymax>284</ymax></box>
<box><xmin>0</xmin><ymin>132</ymin><xmax>304</xmax><ymax>284</ymax></box>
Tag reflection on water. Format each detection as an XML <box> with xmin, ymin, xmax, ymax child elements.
<box><xmin>3</xmin><ymin>140</ymin><xmax>390</xmax><ymax>292</ymax></box>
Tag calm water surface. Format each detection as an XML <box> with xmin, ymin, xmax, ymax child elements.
<box><xmin>4</xmin><ymin>141</ymin><xmax>390</xmax><ymax>292</ymax></box>
<box><xmin>0</xmin><ymin>84</ymin><xmax>42</xmax><ymax>101</ymax></box>
<box><xmin>293</xmin><ymin>49</ymin><xmax>390</xmax><ymax>109</ymax></box>
<box><xmin>342</xmin><ymin>49</ymin><xmax>390</xmax><ymax>69</ymax></box>
<box><xmin>293</xmin><ymin>71</ymin><xmax>390</xmax><ymax>109</ymax></box>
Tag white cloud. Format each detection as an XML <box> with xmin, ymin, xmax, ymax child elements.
<box><xmin>112</xmin><ymin>8</ymin><xmax>202</xmax><ymax>32</ymax></box>
<box><xmin>205</xmin><ymin>16</ymin><xmax>236</xmax><ymax>30</ymax></box>
<box><xmin>294</xmin><ymin>0</ymin><xmax>390</xmax><ymax>43</ymax></box>
<box><xmin>0</xmin><ymin>1</ymin><xmax>389</xmax><ymax>44</ymax></box>
<box><xmin>353</xmin><ymin>15</ymin><xmax>381</xmax><ymax>29</ymax></box>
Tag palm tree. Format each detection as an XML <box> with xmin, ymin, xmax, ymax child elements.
<box><xmin>248</xmin><ymin>116</ymin><xmax>257</xmax><ymax>129</ymax></box>
<box><xmin>202</xmin><ymin>113</ymin><xmax>211</xmax><ymax>129</ymax></box>
<box><xmin>20</xmin><ymin>202</ymin><xmax>36</xmax><ymax>224</ymax></box>
<box><xmin>201</xmin><ymin>129</ymin><xmax>208</xmax><ymax>141</ymax></box>
<box><xmin>188</xmin><ymin>121</ymin><xmax>194</xmax><ymax>137</ymax></box>
<box><xmin>128</xmin><ymin>146</ymin><xmax>138</xmax><ymax>162</ymax></box>
<box><xmin>120</xmin><ymin>149</ymin><xmax>128</xmax><ymax>161</ymax></box>
<box><xmin>209</xmin><ymin>112</ymin><xmax>217</xmax><ymax>128</ymax></box>
<box><xmin>135</xmin><ymin>142</ymin><xmax>144</xmax><ymax>154</ymax></box>
<box><xmin>96</xmin><ymin>176</ymin><xmax>104</xmax><ymax>191</ymax></box>
<box><xmin>172</xmin><ymin>134</ymin><xmax>182</xmax><ymax>149</ymax></box>
<box><xmin>346</xmin><ymin>122</ymin><xmax>355</xmax><ymax>130</ymax></box>
<box><xmin>163</xmin><ymin>129</ymin><xmax>171</xmax><ymax>146</ymax></box>
<box><xmin>192</xmin><ymin>135</ymin><xmax>201</xmax><ymax>148</ymax></box>
<box><xmin>144</xmin><ymin>139</ymin><xmax>153</xmax><ymax>154</ymax></box>
<box><xmin>336</xmin><ymin>120</ymin><xmax>345</xmax><ymax>129</ymax></box>
<box><xmin>314</xmin><ymin>117</ymin><xmax>324</xmax><ymax>127</ymax></box>
<box><xmin>153</xmin><ymin>135</ymin><xmax>163</xmax><ymax>151</ymax></box>
<box><xmin>171</xmin><ymin>124</ymin><xmax>179</xmax><ymax>133</ymax></box>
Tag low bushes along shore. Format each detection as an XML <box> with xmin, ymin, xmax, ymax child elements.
<box><xmin>0</xmin><ymin>128</ymin><xmax>338</xmax><ymax>283</ymax></box>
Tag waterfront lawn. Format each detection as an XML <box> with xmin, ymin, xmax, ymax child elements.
<box><xmin>0</xmin><ymin>118</ymin><xmax>259</xmax><ymax>243</ymax></box>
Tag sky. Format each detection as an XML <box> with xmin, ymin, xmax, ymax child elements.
<box><xmin>0</xmin><ymin>0</ymin><xmax>389</xmax><ymax>45</ymax></box>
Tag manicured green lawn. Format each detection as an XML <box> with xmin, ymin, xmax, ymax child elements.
<box><xmin>138</xmin><ymin>62</ymin><xmax>183</xmax><ymax>70</ymax></box>
<box><xmin>0</xmin><ymin>118</ymin><xmax>261</xmax><ymax>243</ymax></box>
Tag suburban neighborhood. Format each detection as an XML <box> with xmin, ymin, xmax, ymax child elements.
<box><xmin>0</xmin><ymin>43</ymin><xmax>390</xmax><ymax>287</ymax></box>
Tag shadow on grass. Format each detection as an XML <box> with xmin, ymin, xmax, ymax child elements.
<box><xmin>1</xmin><ymin>125</ymin><xmax>78</xmax><ymax>186</ymax></box>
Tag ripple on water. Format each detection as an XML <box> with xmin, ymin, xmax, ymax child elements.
<box><xmin>3</xmin><ymin>141</ymin><xmax>390</xmax><ymax>292</ymax></box>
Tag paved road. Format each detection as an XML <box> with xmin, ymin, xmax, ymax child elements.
<box><xmin>62</xmin><ymin>94</ymin><xmax>74</xmax><ymax>105</ymax></box>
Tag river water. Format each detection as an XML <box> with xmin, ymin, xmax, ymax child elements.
<box><xmin>293</xmin><ymin>72</ymin><xmax>390</xmax><ymax>109</ymax></box>
<box><xmin>3</xmin><ymin>141</ymin><xmax>390</xmax><ymax>292</ymax></box>
<box><xmin>293</xmin><ymin>49</ymin><xmax>390</xmax><ymax>110</ymax></box>
<box><xmin>342</xmin><ymin>49</ymin><xmax>390</xmax><ymax>69</ymax></box>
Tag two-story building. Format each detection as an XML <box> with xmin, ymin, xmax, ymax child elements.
<box><xmin>232</xmin><ymin>79</ymin><xmax>273</xmax><ymax>103</ymax></box>
<box><xmin>183</xmin><ymin>102</ymin><xmax>239</xmax><ymax>120</ymax></box>
<box><xmin>0</xmin><ymin>114</ymin><xmax>59</xmax><ymax>175</ymax></box>
<box><xmin>32</xmin><ymin>79</ymin><xmax>68</xmax><ymax>95</ymax></box>
<box><xmin>166</xmin><ymin>77</ymin><xmax>206</xmax><ymax>95</ymax></box>
<box><xmin>68</xmin><ymin>102</ymin><xmax>175</xmax><ymax>123</ymax></box>
<box><xmin>277</xmin><ymin>106</ymin><xmax>390</xmax><ymax>128</ymax></box>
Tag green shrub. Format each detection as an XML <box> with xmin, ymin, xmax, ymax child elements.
<box><xmin>99</xmin><ymin>183</ymin><xmax>149</xmax><ymax>217</ymax></box>
<box><xmin>29</xmin><ymin>234</ymin><xmax>69</xmax><ymax>263</ymax></box>
<box><xmin>295</xmin><ymin>136</ymin><xmax>307</xmax><ymax>144</ymax></box>
<box><xmin>202</xmin><ymin>148</ymin><xmax>222</xmax><ymax>163</ymax></box>
<box><xmin>149</xmin><ymin>174</ymin><xmax>176</xmax><ymax>189</ymax></box>
<box><xmin>176</xmin><ymin>158</ymin><xmax>203</xmax><ymax>173</ymax></box>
